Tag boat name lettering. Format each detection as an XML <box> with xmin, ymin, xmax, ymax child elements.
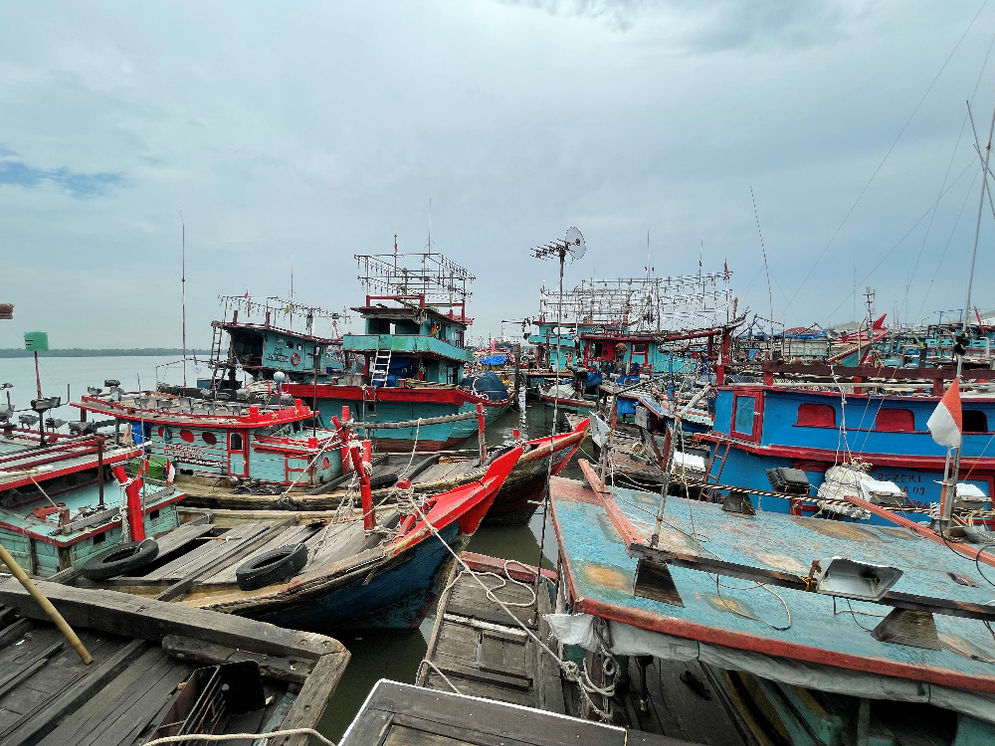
<box><xmin>161</xmin><ymin>443</ymin><xmax>224</xmax><ymax>467</ymax></box>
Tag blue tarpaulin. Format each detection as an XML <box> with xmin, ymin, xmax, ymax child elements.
<box><xmin>461</xmin><ymin>371</ymin><xmax>510</xmax><ymax>401</ymax></box>
<box><xmin>480</xmin><ymin>355</ymin><xmax>508</xmax><ymax>366</ymax></box>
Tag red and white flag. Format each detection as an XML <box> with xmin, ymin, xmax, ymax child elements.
<box><xmin>927</xmin><ymin>379</ymin><xmax>962</xmax><ymax>448</ymax></box>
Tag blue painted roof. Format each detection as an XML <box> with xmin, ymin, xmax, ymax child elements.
<box><xmin>550</xmin><ymin>473</ymin><xmax>995</xmax><ymax>691</ymax></box>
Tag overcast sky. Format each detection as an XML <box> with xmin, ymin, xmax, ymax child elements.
<box><xmin>2</xmin><ymin>1</ymin><xmax>994</xmax><ymax>349</ymax></box>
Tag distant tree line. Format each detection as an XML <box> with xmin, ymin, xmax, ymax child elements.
<box><xmin>0</xmin><ymin>348</ymin><xmax>211</xmax><ymax>358</ymax></box>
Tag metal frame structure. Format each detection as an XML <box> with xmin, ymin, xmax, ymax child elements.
<box><xmin>355</xmin><ymin>252</ymin><xmax>475</xmax><ymax>321</ymax></box>
<box><xmin>538</xmin><ymin>270</ymin><xmax>736</xmax><ymax>332</ymax></box>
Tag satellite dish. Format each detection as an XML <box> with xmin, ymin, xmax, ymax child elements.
<box><xmin>564</xmin><ymin>226</ymin><xmax>586</xmax><ymax>262</ymax></box>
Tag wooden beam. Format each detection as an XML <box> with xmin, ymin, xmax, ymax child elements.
<box><xmin>0</xmin><ymin>579</ymin><xmax>346</xmax><ymax>660</ymax></box>
<box><xmin>629</xmin><ymin>544</ymin><xmax>995</xmax><ymax>621</ymax></box>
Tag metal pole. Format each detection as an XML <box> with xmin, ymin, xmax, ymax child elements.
<box><xmin>0</xmin><ymin>542</ymin><xmax>92</xmax><ymax>664</ymax></box>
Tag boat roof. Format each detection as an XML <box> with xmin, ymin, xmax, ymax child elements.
<box><xmin>550</xmin><ymin>462</ymin><xmax>995</xmax><ymax>698</ymax></box>
<box><xmin>75</xmin><ymin>393</ymin><xmax>318</xmax><ymax>430</ymax></box>
<box><xmin>351</xmin><ymin>303</ymin><xmax>471</xmax><ymax>328</ymax></box>
<box><xmin>214</xmin><ymin>318</ymin><xmax>341</xmax><ymax>345</ymax></box>
<box><xmin>0</xmin><ymin>433</ymin><xmax>140</xmax><ymax>492</ymax></box>
<box><xmin>340</xmin><ymin>679</ymin><xmax>638</xmax><ymax>745</ymax></box>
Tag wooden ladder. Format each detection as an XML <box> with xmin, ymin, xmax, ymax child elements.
<box><xmin>370</xmin><ymin>349</ymin><xmax>392</xmax><ymax>387</ymax></box>
<box><xmin>700</xmin><ymin>440</ymin><xmax>731</xmax><ymax>501</ymax></box>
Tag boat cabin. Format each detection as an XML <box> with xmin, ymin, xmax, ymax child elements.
<box><xmin>0</xmin><ymin>432</ymin><xmax>182</xmax><ymax>576</ymax></box>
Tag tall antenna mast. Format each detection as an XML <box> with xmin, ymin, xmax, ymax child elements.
<box><xmin>181</xmin><ymin>212</ymin><xmax>187</xmax><ymax>388</ymax></box>
<box><xmin>427</xmin><ymin>197</ymin><xmax>433</xmax><ymax>250</ymax></box>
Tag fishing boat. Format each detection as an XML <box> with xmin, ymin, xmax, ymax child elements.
<box><xmin>204</xmin><ymin>293</ymin><xmax>349</xmax><ymax>389</ymax></box>
<box><xmin>0</xmin><ymin>578</ymin><xmax>348</xmax><ymax>745</ymax></box>
<box><xmin>284</xmin><ymin>250</ymin><xmax>512</xmax><ymax>451</ymax></box>
<box><xmin>694</xmin><ymin>361</ymin><xmax>995</xmax><ymax>522</ymax></box>
<box><xmin>74</xmin><ymin>387</ymin><xmax>344</xmax><ymax>490</ymax></box>
<box><xmin>0</xmin><ymin>425</ymin><xmax>184</xmax><ymax>577</ymax></box>
<box><xmin>68</xmin><ymin>445</ymin><xmax>522</xmax><ymax>632</ymax></box>
<box><xmin>544</xmin><ymin>459</ymin><xmax>995</xmax><ymax>743</ymax></box>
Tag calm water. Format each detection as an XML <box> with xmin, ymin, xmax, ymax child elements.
<box><xmin>0</xmin><ymin>357</ymin><xmax>586</xmax><ymax>741</ymax></box>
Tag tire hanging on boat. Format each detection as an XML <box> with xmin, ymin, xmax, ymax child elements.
<box><xmin>81</xmin><ymin>539</ymin><xmax>160</xmax><ymax>580</ymax></box>
<box><xmin>235</xmin><ymin>542</ymin><xmax>308</xmax><ymax>591</ymax></box>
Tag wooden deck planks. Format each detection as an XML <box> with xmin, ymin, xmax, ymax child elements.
<box><xmin>202</xmin><ymin>523</ymin><xmax>319</xmax><ymax>584</ymax></box>
<box><xmin>142</xmin><ymin>522</ymin><xmax>273</xmax><ymax>581</ymax></box>
<box><xmin>420</xmin><ymin>557</ymin><xmax>561</xmax><ymax>712</ymax></box>
<box><xmin>150</xmin><ymin>516</ymin><xmax>215</xmax><ymax>557</ymax></box>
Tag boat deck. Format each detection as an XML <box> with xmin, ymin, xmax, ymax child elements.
<box><xmin>82</xmin><ymin>510</ymin><xmax>384</xmax><ymax>592</ymax></box>
<box><xmin>419</xmin><ymin>553</ymin><xmax>735</xmax><ymax>744</ymax></box>
<box><xmin>343</xmin><ymin>679</ymin><xmax>694</xmax><ymax>746</ymax></box>
<box><xmin>0</xmin><ymin>579</ymin><xmax>348</xmax><ymax>746</ymax></box>
<box><xmin>549</xmin><ymin>467</ymin><xmax>995</xmax><ymax>705</ymax></box>
<box><xmin>419</xmin><ymin>552</ymin><xmax>564</xmax><ymax>710</ymax></box>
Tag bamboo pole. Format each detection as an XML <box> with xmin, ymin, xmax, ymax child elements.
<box><xmin>0</xmin><ymin>542</ymin><xmax>92</xmax><ymax>663</ymax></box>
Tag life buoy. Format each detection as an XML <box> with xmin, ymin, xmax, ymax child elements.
<box><xmin>290</xmin><ymin>352</ymin><xmax>302</xmax><ymax>366</ymax></box>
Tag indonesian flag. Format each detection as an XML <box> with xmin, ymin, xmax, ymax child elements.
<box><xmin>927</xmin><ymin>379</ymin><xmax>962</xmax><ymax>448</ymax></box>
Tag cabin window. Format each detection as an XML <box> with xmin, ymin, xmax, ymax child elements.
<box><xmin>286</xmin><ymin>340</ymin><xmax>294</xmax><ymax>348</ymax></box>
<box><xmin>179</xmin><ymin>429</ymin><xmax>195</xmax><ymax>443</ymax></box>
<box><xmin>733</xmin><ymin>396</ymin><xmax>756</xmax><ymax>435</ymax></box>
<box><xmin>964</xmin><ymin>410</ymin><xmax>988</xmax><ymax>433</ymax></box>
<box><xmin>230</xmin><ymin>432</ymin><xmax>243</xmax><ymax>451</ymax></box>
<box><xmin>796</xmin><ymin>403</ymin><xmax>835</xmax><ymax>428</ymax></box>
<box><xmin>875</xmin><ymin>409</ymin><xmax>915</xmax><ymax>432</ymax></box>
<box><xmin>149</xmin><ymin>510</ymin><xmax>160</xmax><ymax>521</ymax></box>
<box><xmin>632</xmin><ymin>343</ymin><xmax>647</xmax><ymax>355</ymax></box>
<box><xmin>202</xmin><ymin>431</ymin><xmax>218</xmax><ymax>445</ymax></box>
<box><xmin>93</xmin><ymin>532</ymin><xmax>106</xmax><ymax>545</ymax></box>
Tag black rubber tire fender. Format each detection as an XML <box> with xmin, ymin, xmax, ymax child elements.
<box><xmin>368</xmin><ymin>471</ymin><xmax>398</xmax><ymax>490</ymax></box>
<box><xmin>235</xmin><ymin>542</ymin><xmax>308</xmax><ymax>591</ymax></box>
<box><xmin>81</xmin><ymin>539</ymin><xmax>160</xmax><ymax>581</ymax></box>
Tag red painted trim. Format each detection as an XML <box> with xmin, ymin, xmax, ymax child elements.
<box><xmin>576</xmin><ymin>461</ymin><xmax>643</xmax><ymax>546</ymax></box>
<box><xmin>570</xmin><ymin>594</ymin><xmax>995</xmax><ymax>695</ymax></box>
<box><xmin>74</xmin><ymin>397</ymin><xmax>315</xmax><ymax>428</ymax></box>
<box><xmin>695</xmin><ymin>432</ymin><xmax>995</xmax><ymax>472</ymax></box>
<box><xmin>0</xmin><ymin>448</ymin><xmax>139</xmax><ymax>492</ymax></box>
<box><xmin>284</xmin><ymin>384</ymin><xmax>510</xmax><ymax>408</ymax></box>
<box><xmin>844</xmin><ymin>494</ymin><xmax>995</xmax><ymax>568</ymax></box>
<box><xmin>461</xmin><ymin>551</ymin><xmax>557</xmax><ymax>583</ymax></box>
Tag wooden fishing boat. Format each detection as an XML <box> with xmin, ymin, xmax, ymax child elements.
<box><xmin>74</xmin><ymin>389</ymin><xmax>344</xmax><ymax>489</ymax></box>
<box><xmin>0</xmin><ymin>429</ymin><xmax>184</xmax><ymax>577</ymax></box>
<box><xmin>283</xmin><ymin>251</ymin><xmax>513</xmax><ymax>451</ymax></box>
<box><xmin>0</xmin><ymin>578</ymin><xmax>348</xmax><ymax>745</ymax></box>
<box><xmin>340</xmin><ymin>679</ymin><xmax>637</xmax><ymax>746</ymax></box>
<box><xmin>544</xmin><ymin>459</ymin><xmax>995</xmax><ymax>743</ymax></box>
<box><xmin>695</xmin><ymin>362</ymin><xmax>995</xmax><ymax>522</ymax></box>
<box><xmin>68</xmin><ymin>446</ymin><xmax>522</xmax><ymax>632</ymax></box>
<box><xmin>139</xmin><ymin>414</ymin><xmax>590</xmax><ymax>528</ymax></box>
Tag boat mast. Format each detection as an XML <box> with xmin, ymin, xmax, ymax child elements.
<box><xmin>939</xmin><ymin>100</ymin><xmax>995</xmax><ymax>528</ymax></box>
<box><xmin>181</xmin><ymin>213</ymin><xmax>187</xmax><ymax>388</ymax></box>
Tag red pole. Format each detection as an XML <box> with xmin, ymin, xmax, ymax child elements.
<box><xmin>125</xmin><ymin>478</ymin><xmax>145</xmax><ymax>541</ymax></box>
<box><xmin>349</xmin><ymin>440</ymin><xmax>375</xmax><ymax>530</ymax></box>
<box><xmin>476</xmin><ymin>403</ymin><xmax>487</xmax><ymax>463</ymax></box>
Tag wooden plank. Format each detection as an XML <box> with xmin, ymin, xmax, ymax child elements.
<box><xmin>37</xmin><ymin>645</ymin><xmax>180</xmax><ymax>746</ymax></box>
<box><xmin>340</xmin><ymin>680</ymin><xmax>630</xmax><ymax>746</ymax></box>
<box><xmin>0</xmin><ymin>640</ymin><xmax>63</xmax><ymax>698</ymax></box>
<box><xmin>143</xmin><ymin>521</ymin><xmax>273</xmax><ymax>580</ymax></box>
<box><xmin>630</xmin><ymin>548</ymin><xmax>995</xmax><ymax>621</ymax></box>
<box><xmin>0</xmin><ymin>639</ymin><xmax>147</xmax><ymax>744</ymax></box>
<box><xmin>161</xmin><ymin>634</ymin><xmax>311</xmax><ymax>683</ymax></box>
<box><xmin>271</xmin><ymin>651</ymin><xmax>351</xmax><ymax>746</ymax></box>
<box><xmin>0</xmin><ymin>579</ymin><xmax>346</xmax><ymax>660</ymax></box>
<box><xmin>150</xmin><ymin>516</ymin><xmax>215</xmax><ymax>557</ymax></box>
